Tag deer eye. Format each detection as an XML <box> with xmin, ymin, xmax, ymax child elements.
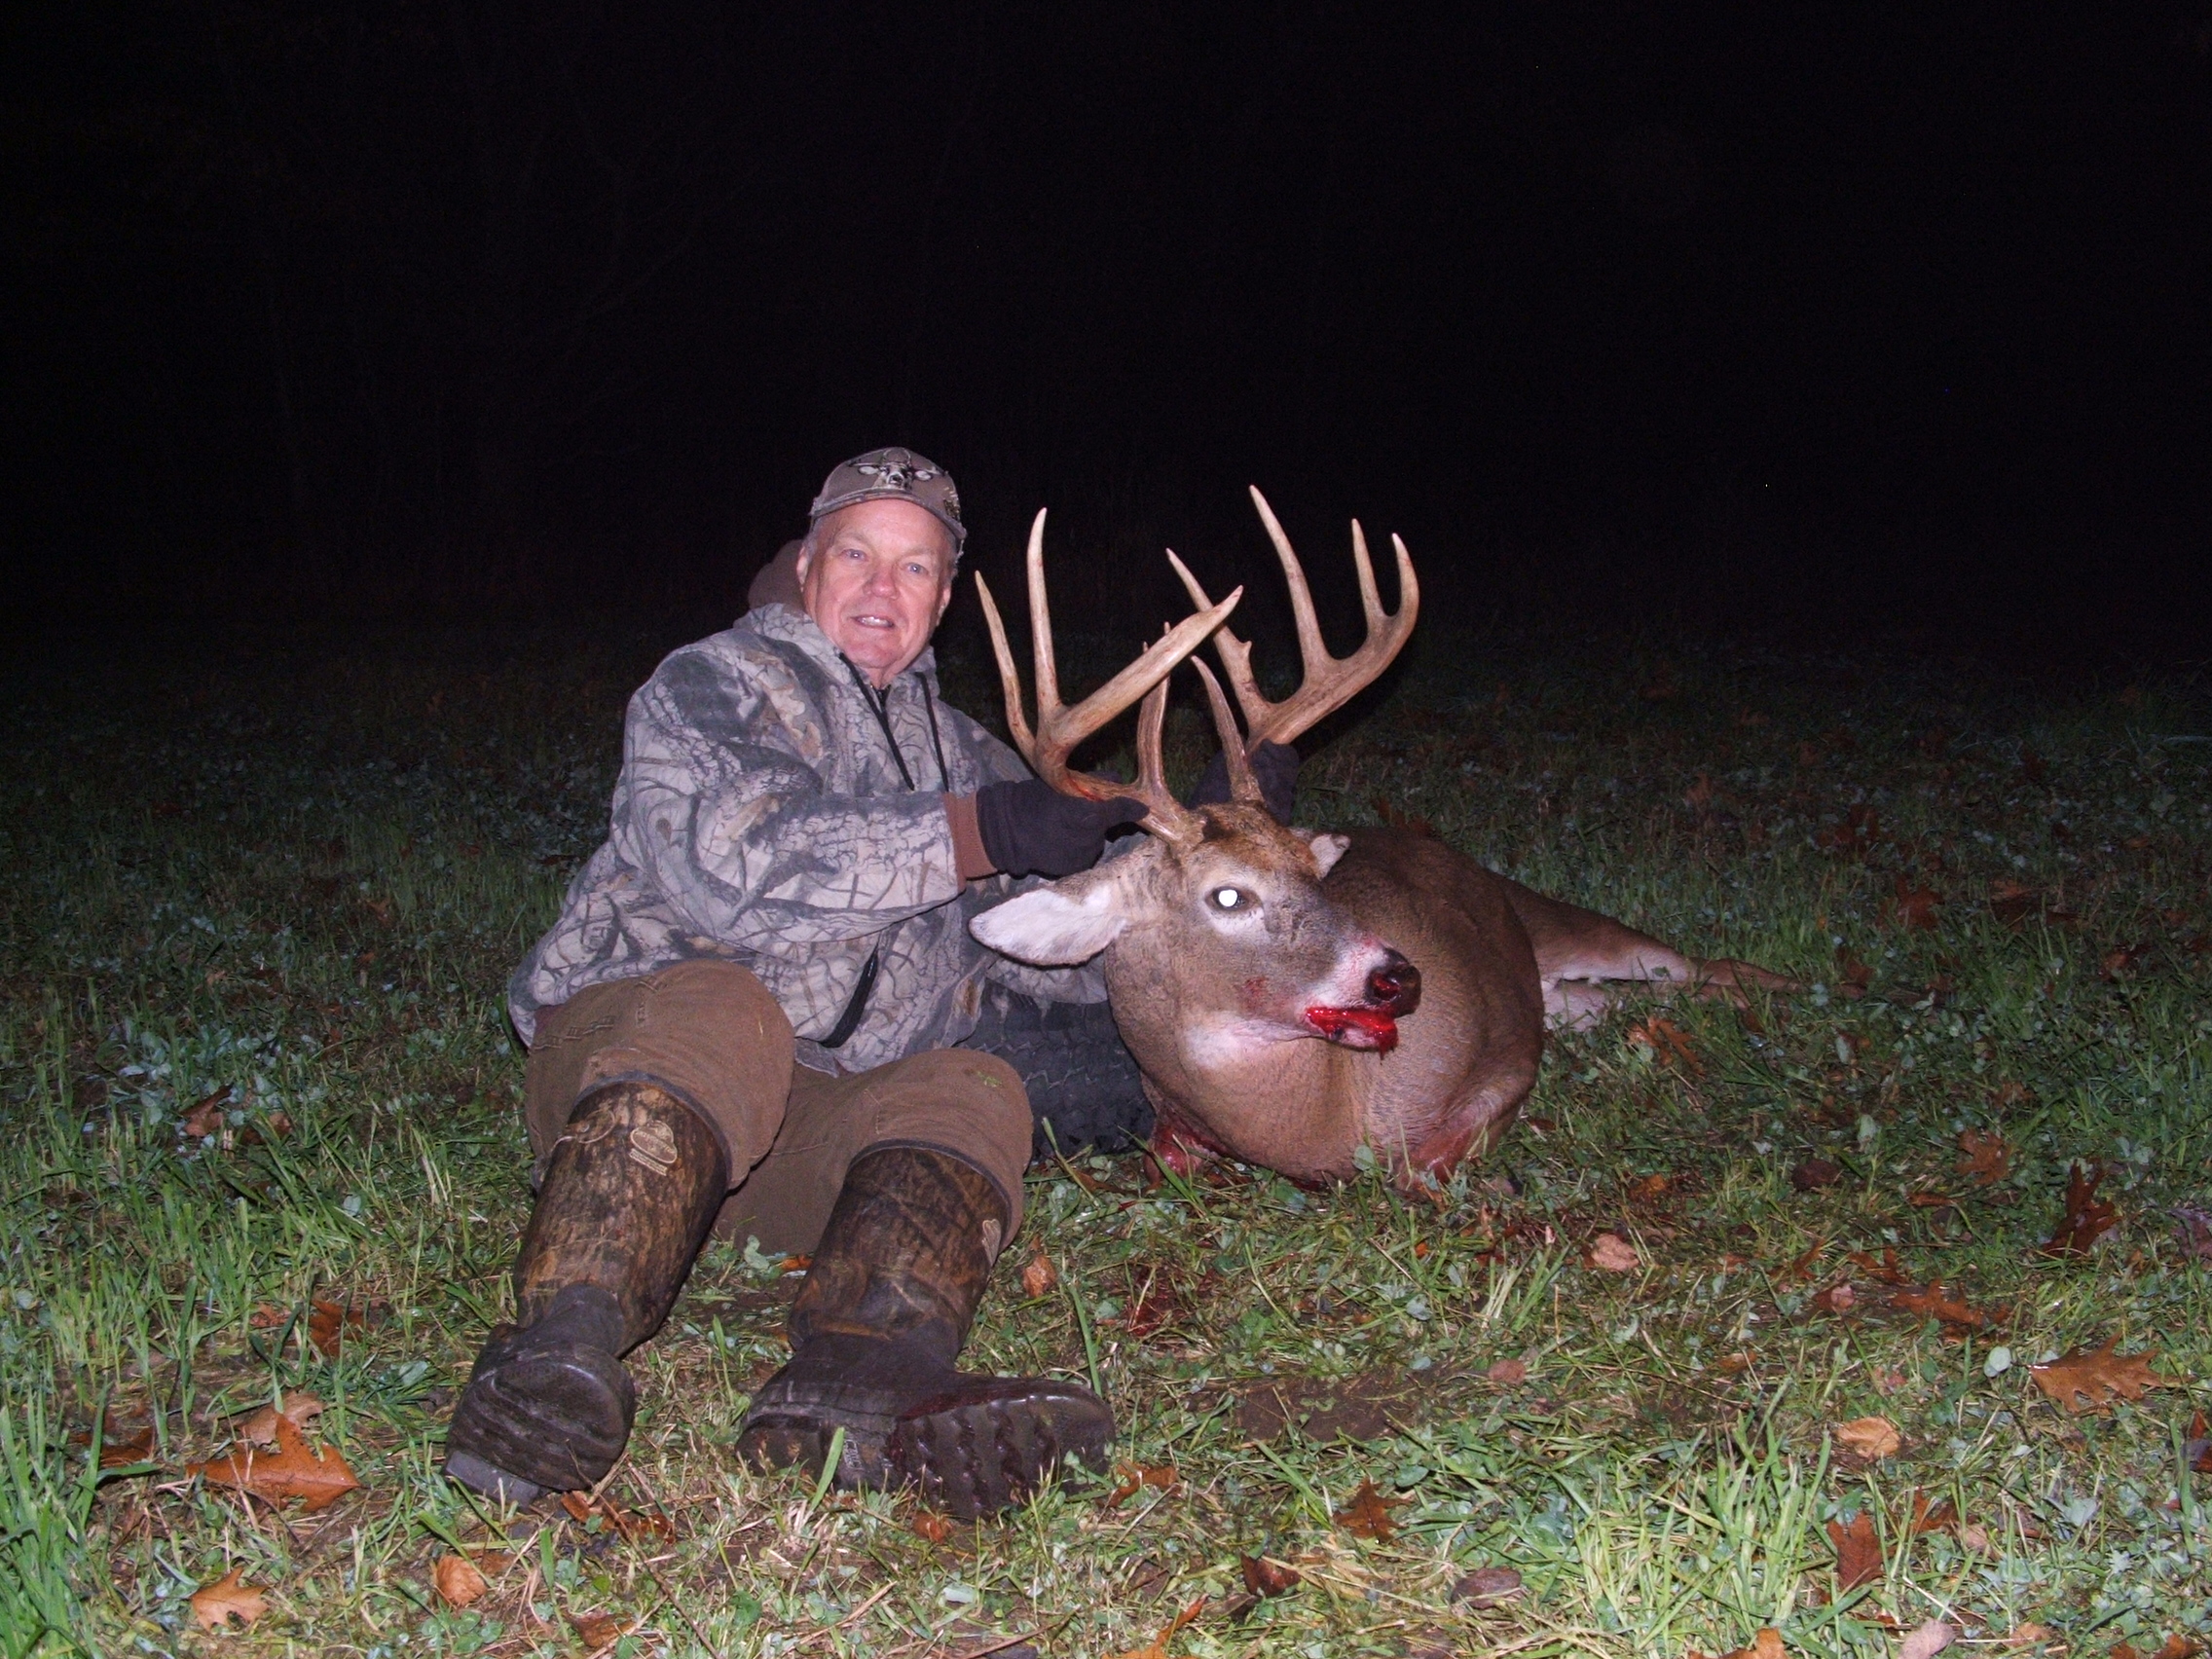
<box><xmin>1207</xmin><ymin>886</ymin><xmax>1253</xmax><ymax>912</ymax></box>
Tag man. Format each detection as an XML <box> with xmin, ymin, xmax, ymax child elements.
<box><xmin>441</xmin><ymin>449</ymin><xmax>1166</xmax><ymax>1519</ymax></box>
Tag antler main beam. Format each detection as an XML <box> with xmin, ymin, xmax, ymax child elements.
<box><xmin>1169</xmin><ymin>486</ymin><xmax>1419</xmax><ymax>756</ymax></box>
<box><xmin>975</xmin><ymin>509</ymin><xmax>1243</xmax><ymax>841</ymax></box>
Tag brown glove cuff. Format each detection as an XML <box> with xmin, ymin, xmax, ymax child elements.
<box><xmin>943</xmin><ymin>793</ymin><xmax>997</xmax><ymax>882</ymax></box>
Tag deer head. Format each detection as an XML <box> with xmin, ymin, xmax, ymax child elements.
<box><xmin>970</xmin><ymin>492</ymin><xmax>1422</xmax><ymax>1139</ymax></box>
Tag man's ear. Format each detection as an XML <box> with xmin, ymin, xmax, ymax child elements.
<box><xmin>971</xmin><ymin>876</ymin><xmax>1127</xmax><ymax>965</ymax></box>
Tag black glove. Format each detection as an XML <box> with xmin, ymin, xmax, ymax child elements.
<box><xmin>1188</xmin><ymin>740</ymin><xmax>1299</xmax><ymax>825</ymax></box>
<box><xmin>974</xmin><ymin>778</ymin><xmax>1149</xmax><ymax>877</ymax></box>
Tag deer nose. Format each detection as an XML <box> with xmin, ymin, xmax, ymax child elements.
<box><xmin>1367</xmin><ymin>950</ymin><xmax>1421</xmax><ymax>1016</ymax></box>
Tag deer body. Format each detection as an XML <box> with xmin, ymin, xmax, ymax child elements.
<box><xmin>968</xmin><ymin>495</ymin><xmax>1792</xmax><ymax>1194</ymax></box>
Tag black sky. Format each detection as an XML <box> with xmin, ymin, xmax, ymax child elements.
<box><xmin>6</xmin><ymin>3</ymin><xmax>2209</xmax><ymax>652</ymax></box>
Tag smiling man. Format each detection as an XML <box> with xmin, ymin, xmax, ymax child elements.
<box><xmin>440</xmin><ymin>449</ymin><xmax>1196</xmax><ymax>1518</ymax></box>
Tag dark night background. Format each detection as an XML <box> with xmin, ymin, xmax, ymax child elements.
<box><xmin>6</xmin><ymin>3</ymin><xmax>2209</xmax><ymax>660</ymax></box>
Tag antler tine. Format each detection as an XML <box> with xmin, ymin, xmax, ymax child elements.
<box><xmin>1165</xmin><ymin>548</ymin><xmax>1272</xmax><ymax>740</ymax></box>
<box><xmin>975</xmin><ymin>565</ymin><xmax>1036</xmax><ymax>765</ymax></box>
<box><xmin>1192</xmin><ymin>657</ymin><xmax>1263</xmax><ymax>805</ymax></box>
<box><xmin>1177</xmin><ymin>486</ymin><xmax>1421</xmax><ymax>752</ymax></box>
<box><xmin>1129</xmin><ymin>676</ymin><xmax>1200</xmax><ymax>845</ymax></box>
<box><xmin>980</xmin><ymin>509</ymin><xmax>1242</xmax><ymax>823</ymax></box>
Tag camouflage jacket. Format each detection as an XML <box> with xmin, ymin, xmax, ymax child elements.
<box><xmin>509</xmin><ymin>603</ymin><xmax>1103</xmax><ymax>1072</ymax></box>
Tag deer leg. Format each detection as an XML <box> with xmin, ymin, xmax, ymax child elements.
<box><xmin>1500</xmin><ymin>881</ymin><xmax>1795</xmax><ymax>1030</ymax></box>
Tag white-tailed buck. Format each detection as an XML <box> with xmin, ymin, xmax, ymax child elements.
<box><xmin>970</xmin><ymin>491</ymin><xmax>1793</xmax><ymax>1192</ymax></box>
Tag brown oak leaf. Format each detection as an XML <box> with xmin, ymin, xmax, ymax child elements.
<box><xmin>1833</xmin><ymin>1416</ymin><xmax>1901</xmax><ymax>1460</ymax></box>
<box><xmin>1827</xmin><ymin>1509</ymin><xmax>1882</xmax><ymax>1589</ymax></box>
<box><xmin>2039</xmin><ymin>1163</ymin><xmax>2120</xmax><ymax>1257</ymax></box>
<box><xmin>2028</xmin><ymin>1340</ymin><xmax>2169</xmax><ymax>1415</ymax></box>
<box><xmin>1450</xmin><ymin>1566</ymin><xmax>1523</xmax><ymax>1608</ymax></box>
<box><xmin>1338</xmin><ymin>1477</ymin><xmax>1405</xmax><ymax>1540</ymax></box>
<box><xmin>1587</xmin><ymin>1232</ymin><xmax>1641</xmax><ymax>1272</ymax></box>
<box><xmin>188</xmin><ymin>1415</ymin><xmax>359</xmax><ymax>1511</ymax></box>
<box><xmin>1894</xmin><ymin>878</ymin><xmax>1943</xmax><ymax>932</ymax></box>
<box><xmin>1626</xmin><ymin>1016</ymin><xmax>1702</xmax><ymax>1075</ymax></box>
<box><xmin>1241</xmin><ymin>1555</ymin><xmax>1302</xmax><ymax>1597</ymax></box>
<box><xmin>569</xmin><ymin>1611</ymin><xmax>635</xmax><ymax>1650</ymax></box>
<box><xmin>1020</xmin><ymin>1250</ymin><xmax>1058</xmax><ymax>1299</ymax></box>
<box><xmin>561</xmin><ymin>1491</ymin><xmax>677</xmax><ymax>1543</ymax></box>
<box><xmin>238</xmin><ymin>1390</ymin><xmax>324</xmax><ymax>1446</ymax></box>
<box><xmin>1957</xmin><ymin>1128</ymin><xmax>2012</xmax><ymax>1188</ymax></box>
<box><xmin>1102</xmin><ymin>1463</ymin><xmax>1179</xmax><ymax>1510</ymax></box>
<box><xmin>189</xmin><ymin>1567</ymin><xmax>269</xmax><ymax>1631</ymax></box>
<box><xmin>431</xmin><ymin>1553</ymin><xmax>487</xmax><ymax>1608</ymax></box>
<box><xmin>307</xmin><ymin>1298</ymin><xmax>367</xmax><ymax>1357</ymax></box>
<box><xmin>1894</xmin><ymin>1281</ymin><xmax>1997</xmax><ymax>1333</ymax></box>
<box><xmin>1907</xmin><ymin>1490</ymin><xmax>1959</xmax><ymax>1535</ymax></box>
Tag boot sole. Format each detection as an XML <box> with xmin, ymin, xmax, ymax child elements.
<box><xmin>444</xmin><ymin>1350</ymin><xmax>634</xmax><ymax>1497</ymax></box>
<box><xmin>891</xmin><ymin>1388</ymin><xmax>1116</xmax><ymax>1520</ymax></box>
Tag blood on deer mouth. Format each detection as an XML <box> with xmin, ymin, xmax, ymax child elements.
<box><xmin>1305</xmin><ymin>1005</ymin><xmax>1401</xmax><ymax>1051</ymax></box>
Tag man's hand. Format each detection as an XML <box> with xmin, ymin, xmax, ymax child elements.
<box><xmin>973</xmin><ymin>779</ymin><xmax>1148</xmax><ymax>877</ymax></box>
<box><xmin>1188</xmin><ymin>740</ymin><xmax>1299</xmax><ymax>825</ymax></box>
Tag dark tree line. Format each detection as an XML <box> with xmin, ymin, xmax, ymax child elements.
<box><xmin>7</xmin><ymin>4</ymin><xmax>2208</xmax><ymax>652</ymax></box>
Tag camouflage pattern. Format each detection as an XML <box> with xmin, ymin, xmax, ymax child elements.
<box><xmin>510</xmin><ymin>603</ymin><xmax>1104</xmax><ymax>1073</ymax></box>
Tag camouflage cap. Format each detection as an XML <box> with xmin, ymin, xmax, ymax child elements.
<box><xmin>808</xmin><ymin>447</ymin><xmax>966</xmax><ymax>553</ymax></box>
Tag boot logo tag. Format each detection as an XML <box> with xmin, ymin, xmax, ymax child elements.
<box><xmin>628</xmin><ymin>1121</ymin><xmax>679</xmax><ymax>1175</ymax></box>
<box><xmin>979</xmin><ymin>1218</ymin><xmax>1002</xmax><ymax>1263</ymax></box>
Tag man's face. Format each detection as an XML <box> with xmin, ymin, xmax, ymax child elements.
<box><xmin>795</xmin><ymin>498</ymin><xmax>956</xmax><ymax>686</ymax></box>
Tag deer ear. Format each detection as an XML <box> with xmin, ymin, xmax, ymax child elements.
<box><xmin>971</xmin><ymin>880</ymin><xmax>1128</xmax><ymax>966</ymax></box>
<box><xmin>1300</xmin><ymin>830</ymin><xmax>1350</xmax><ymax>877</ymax></box>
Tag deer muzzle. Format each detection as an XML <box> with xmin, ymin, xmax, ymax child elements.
<box><xmin>1304</xmin><ymin>948</ymin><xmax>1422</xmax><ymax>1052</ymax></box>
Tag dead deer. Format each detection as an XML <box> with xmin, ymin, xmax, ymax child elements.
<box><xmin>969</xmin><ymin>491</ymin><xmax>1794</xmax><ymax>1191</ymax></box>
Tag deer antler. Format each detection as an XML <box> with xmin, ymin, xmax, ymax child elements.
<box><xmin>1168</xmin><ymin>487</ymin><xmax>1419</xmax><ymax>764</ymax></box>
<box><xmin>975</xmin><ymin>508</ymin><xmax>1242</xmax><ymax>846</ymax></box>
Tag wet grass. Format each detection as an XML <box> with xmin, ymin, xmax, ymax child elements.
<box><xmin>2</xmin><ymin>624</ymin><xmax>2208</xmax><ymax>1656</ymax></box>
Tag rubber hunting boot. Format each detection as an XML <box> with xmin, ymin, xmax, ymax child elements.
<box><xmin>736</xmin><ymin>1143</ymin><xmax>1113</xmax><ymax>1519</ymax></box>
<box><xmin>443</xmin><ymin>1080</ymin><xmax>727</xmax><ymax>1504</ymax></box>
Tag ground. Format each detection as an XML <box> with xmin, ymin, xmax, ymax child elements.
<box><xmin>2</xmin><ymin>619</ymin><xmax>2207</xmax><ymax>1658</ymax></box>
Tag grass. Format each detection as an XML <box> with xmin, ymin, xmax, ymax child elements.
<box><xmin>2</xmin><ymin>619</ymin><xmax>2208</xmax><ymax>1656</ymax></box>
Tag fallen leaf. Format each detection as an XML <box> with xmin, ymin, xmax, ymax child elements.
<box><xmin>2187</xmin><ymin>1410</ymin><xmax>2212</xmax><ymax>1474</ymax></box>
<box><xmin>2001</xmin><ymin>1626</ymin><xmax>2055</xmax><ymax>1648</ymax></box>
<box><xmin>97</xmin><ymin>1420</ymin><xmax>156</xmax><ymax>1470</ymax></box>
<box><xmin>1240</xmin><ymin>1555</ymin><xmax>1301</xmax><ymax>1597</ymax></box>
<box><xmin>2039</xmin><ymin>1163</ymin><xmax>2120</xmax><ymax>1257</ymax></box>
<box><xmin>1957</xmin><ymin>1128</ymin><xmax>2012</xmax><ymax>1188</ymax></box>
<box><xmin>1827</xmin><ymin>1510</ymin><xmax>1882</xmax><ymax>1589</ymax></box>
<box><xmin>1847</xmin><ymin>1247</ymin><xmax>1909</xmax><ymax>1286</ymax></box>
<box><xmin>561</xmin><ymin>1491</ymin><xmax>677</xmax><ymax>1543</ymax></box>
<box><xmin>1959</xmin><ymin>1524</ymin><xmax>1992</xmax><ymax>1554</ymax></box>
<box><xmin>1906</xmin><ymin>1490</ymin><xmax>1958</xmax><ymax>1535</ymax></box>
<box><xmin>1338</xmin><ymin>1477</ymin><xmax>1405</xmax><ymax>1540</ymax></box>
<box><xmin>2138</xmin><ymin>1641</ymin><xmax>2203</xmax><ymax>1659</ymax></box>
<box><xmin>912</xmin><ymin>1509</ymin><xmax>953</xmax><ymax>1543</ymax></box>
<box><xmin>1833</xmin><ymin>1417</ymin><xmax>1901</xmax><ymax>1460</ymax></box>
<box><xmin>1811</xmin><ymin>1280</ymin><xmax>1857</xmax><ymax>1314</ymax></box>
<box><xmin>1718</xmin><ymin>1630</ymin><xmax>1789</xmax><ymax>1659</ymax></box>
<box><xmin>188</xmin><ymin>1415</ymin><xmax>359</xmax><ymax>1511</ymax></box>
<box><xmin>1103</xmin><ymin>1463</ymin><xmax>1179</xmax><ymax>1510</ymax></box>
<box><xmin>569</xmin><ymin>1611</ymin><xmax>634</xmax><ymax>1650</ymax></box>
<box><xmin>2028</xmin><ymin>1339</ymin><xmax>2169</xmax><ymax>1415</ymax></box>
<box><xmin>2175</xmin><ymin>1205</ymin><xmax>2212</xmax><ymax>1262</ymax></box>
<box><xmin>1684</xmin><ymin>773</ymin><xmax>1715</xmax><ymax>810</ymax></box>
<box><xmin>432</xmin><ymin>1553</ymin><xmax>486</xmax><ymax>1608</ymax></box>
<box><xmin>1626</xmin><ymin>1172</ymin><xmax>1674</xmax><ymax>1204</ymax></box>
<box><xmin>1106</xmin><ymin>1595</ymin><xmax>1206</xmax><ymax>1659</ymax></box>
<box><xmin>1626</xmin><ymin>1016</ymin><xmax>1703</xmax><ymax>1075</ymax></box>
<box><xmin>1894</xmin><ymin>1281</ymin><xmax>1997</xmax><ymax>1333</ymax></box>
<box><xmin>1894</xmin><ymin>879</ymin><xmax>1942</xmax><ymax>932</ymax></box>
<box><xmin>1899</xmin><ymin>1621</ymin><xmax>1957</xmax><ymax>1659</ymax></box>
<box><xmin>238</xmin><ymin>1391</ymin><xmax>325</xmax><ymax>1446</ymax></box>
<box><xmin>1020</xmin><ymin>1251</ymin><xmax>1058</xmax><ymax>1299</ymax></box>
<box><xmin>179</xmin><ymin>1088</ymin><xmax>234</xmax><ymax>1139</ymax></box>
<box><xmin>307</xmin><ymin>1299</ymin><xmax>367</xmax><ymax>1357</ymax></box>
<box><xmin>1835</xmin><ymin>947</ymin><xmax>1874</xmax><ymax>992</ymax></box>
<box><xmin>1450</xmin><ymin>1566</ymin><xmax>1523</xmax><ymax>1607</ymax></box>
<box><xmin>190</xmin><ymin>1566</ymin><xmax>269</xmax><ymax>1631</ymax></box>
<box><xmin>1790</xmin><ymin>1158</ymin><xmax>1843</xmax><ymax>1192</ymax></box>
<box><xmin>1122</xmin><ymin>1270</ymin><xmax>1186</xmax><ymax>1339</ymax></box>
<box><xmin>1485</xmin><ymin>1357</ymin><xmax>1527</xmax><ymax>1386</ymax></box>
<box><xmin>1587</xmin><ymin>1233</ymin><xmax>1641</xmax><ymax>1272</ymax></box>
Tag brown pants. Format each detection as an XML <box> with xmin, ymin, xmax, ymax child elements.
<box><xmin>523</xmin><ymin>960</ymin><xmax>1031</xmax><ymax>1253</ymax></box>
